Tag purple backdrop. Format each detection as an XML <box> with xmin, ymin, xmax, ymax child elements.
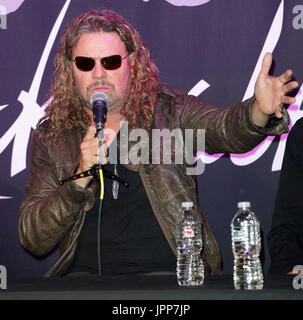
<box><xmin>0</xmin><ymin>0</ymin><xmax>302</xmax><ymax>279</ymax></box>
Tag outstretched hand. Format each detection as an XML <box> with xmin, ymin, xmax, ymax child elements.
<box><xmin>252</xmin><ymin>53</ymin><xmax>298</xmax><ymax>126</ymax></box>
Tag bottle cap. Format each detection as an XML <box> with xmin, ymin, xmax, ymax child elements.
<box><xmin>182</xmin><ymin>202</ymin><xmax>193</xmax><ymax>209</ymax></box>
<box><xmin>237</xmin><ymin>201</ymin><xmax>251</xmax><ymax>209</ymax></box>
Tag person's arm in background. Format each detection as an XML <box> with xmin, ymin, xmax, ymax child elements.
<box><xmin>268</xmin><ymin>118</ymin><xmax>303</xmax><ymax>274</ymax></box>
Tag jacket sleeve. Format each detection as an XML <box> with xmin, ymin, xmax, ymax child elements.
<box><xmin>179</xmin><ymin>92</ymin><xmax>289</xmax><ymax>154</ymax></box>
<box><xmin>18</xmin><ymin>127</ymin><xmax>95</xmax><ymax>256</ymax></box>
<box><xmin>267</xmin><ymin>118</ymin><xmax>303</xmax><ymax>274</ymax></box>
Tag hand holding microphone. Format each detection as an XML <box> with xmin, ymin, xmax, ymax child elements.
<box><xmin>74</xmin><ymin>92</ymin><xmax>109</xmax><ymax>188</ymax></box>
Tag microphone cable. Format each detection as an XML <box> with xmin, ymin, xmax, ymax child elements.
<box><xmin>97</xmin><ymin>131</ymin><xmax>105</xmax><ymax>277</ymax></box>
<box><xmin>97</xmin><ymin>166</ymin><xmax>104</xmax><ymax>276</ymax></box>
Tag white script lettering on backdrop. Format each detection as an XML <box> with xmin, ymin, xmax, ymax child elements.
<box><xmin>0</xmin><ymin>0</ymin><xmax>302</xmax><ymax>201</ymax></box>
<box><xmin>0</xmin><ymin>0</ymin><xmax>71</xmax><ymax>179</ymax></box>
<box><xmin>194</xmin><ymin>0</ymin><xmax>303</xmax><ymax>171</ymax></box>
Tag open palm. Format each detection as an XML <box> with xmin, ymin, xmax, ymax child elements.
<box><xmin>254</xmin><ymin>53</ymin><xmax>298</xmax><ymax>119</ymax></box>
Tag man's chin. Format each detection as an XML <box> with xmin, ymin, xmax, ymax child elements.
<box><xmin>83</xmin><ymin>93</ymin><xmax>124</xmax><ymax>113</ymax></box>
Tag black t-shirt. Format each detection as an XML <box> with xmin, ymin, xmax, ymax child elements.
<box><xmin>68</xmin><ymin>161</ymin><xmax>176</xmax><ymax>275</ymax></box>
<box><xmin>268</xmin><ymin>117</ymin><xmax>303</xmax><ymax>274</ymax></box>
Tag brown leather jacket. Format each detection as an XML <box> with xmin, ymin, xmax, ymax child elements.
<box><xmin>18</xmin><ymin>88</ymin><xmax>289</xmax><ymax>276</ymax></box>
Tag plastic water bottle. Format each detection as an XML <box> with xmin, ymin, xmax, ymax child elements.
<box><xmin>176</xmin><ymin>202</ymin><xmax>204</xmax><ymax>286</ymax></box>
<box><xmin>231</xmin><ymin>201</ymin><xmax>263</xmax><ymax>290</ymax></box>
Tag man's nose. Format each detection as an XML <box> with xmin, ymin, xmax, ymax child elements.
<box><xmin>92</xmin><ymin>59</ymin><xmax>106</xmax><ymax>78</ymax></box>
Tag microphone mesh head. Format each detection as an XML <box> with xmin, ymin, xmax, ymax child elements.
<box><xmin>89</xmin><ymin>91</ymin><xmax>109</xmax><ymax>106</ymax></box>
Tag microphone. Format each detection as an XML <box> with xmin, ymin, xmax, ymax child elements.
<box><xmin>90</xmin><ymin>91</ymin><xmax>109</xmax><ymax>133</ymax></box>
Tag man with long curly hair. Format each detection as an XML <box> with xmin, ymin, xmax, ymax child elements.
<box><xmin>19</xmin><ymin>10</ymin><xmax>297</xmax><ymax>277</ymax></box>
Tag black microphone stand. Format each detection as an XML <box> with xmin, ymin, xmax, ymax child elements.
<box><xmin>59</xmin><ymin>164</ymin><xmax>128</xmax><ymax>277</ymax></box>
<box><xmin>58</xmin><ymin>164</ymin><xmax>129</xmax><ymax>188</ymax></box>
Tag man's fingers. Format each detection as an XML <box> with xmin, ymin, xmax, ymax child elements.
<box><xmin>281</xmin><ymin>96</ymin><xmax>296</xmax><ymax>105</ymax></box>
<box><xmin>274</xmin><ymin>106</ymin><xmax>283</xmax><ymax>119</ymax></box>
<box><xmin>283</xmin><ymin>80</ymin><xmax>299</xmax><ymax>93</ymax></box>
<box><xmin>83</xmin><ymin>125</ymin><xmax>96</xmax><ymax>141</ymax></box>
<box><xmin>98</xmin><ymin>141</ymin><xmax>109</xmax><ymax>165</ymax></box>
<box><xmin>279</xmin><ymin>69</ymin><xmax>294</xmax><ymax>84</ymax></box>
<box><xmin>101</xmin><ymin>140</ymin><xmax>109</xmax><ymax>154</ymax></box>
<box><xmin>260</xmin><ymin>52</ymin><xmax>272</xmax><ymax>76</ymax></box>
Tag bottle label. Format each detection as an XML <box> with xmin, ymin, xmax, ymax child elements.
<box><xmin>183</xmin><ymin>226</ymin><xmax>194</xmax><ymax>238</ymax></box>
<box><xmin>232</xmin><ymin>230</ymin><xmax>243</xmax><ymax>242</ymax></box>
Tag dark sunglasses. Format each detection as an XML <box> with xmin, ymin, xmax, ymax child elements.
<box><xmin>72</xmin><ymin>54</ymin><xmax>130</xmax><ymax>72</ymax></box>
